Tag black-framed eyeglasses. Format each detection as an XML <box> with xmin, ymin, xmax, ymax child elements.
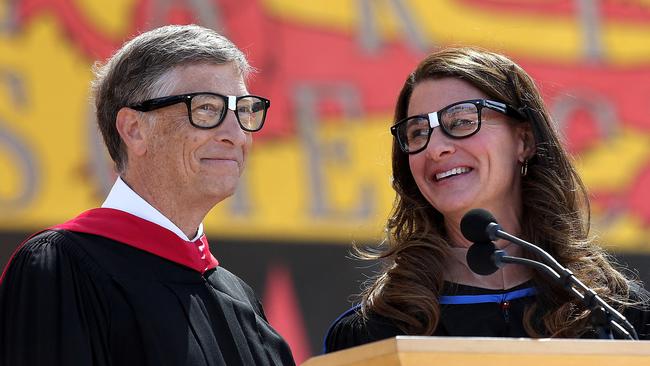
<box><xmin>129</xmin><ymin>92</ymin><xmax>271</xmax><ymax>132</ymax></box>
<box><xmin>390</xmin><ymin>99</ymin><xmax>525</xmax><ymax>154</ymax></box>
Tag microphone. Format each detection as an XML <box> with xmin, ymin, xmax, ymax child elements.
<box><xmin>466</xmin><ymin>241</ymin><xmax>499</xmax><ymax>275</ymax></box>
<box><xmin>466</xmin><ymin>241</ymin><xmax>563</xmax><ymax>281</ymax></box>
<box><xmin>460</xmin><ymin>208</ymin><xmax>639</xmax><ymax>340</ymax></box>
<box><xmin>461</xmin><ymin>209</ymin><xmax>565</xmax><ymax>274</ymax></box>
<box><xmin>460</xmin><ymin>209</ymin><xmax>497</xmax><ymax>242</ymax></box>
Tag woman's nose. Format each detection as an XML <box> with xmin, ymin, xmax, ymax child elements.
<box><xmin>424</xmin><ymin>128</ymin><xmax>456</xmax><ymax>161</ymax></box>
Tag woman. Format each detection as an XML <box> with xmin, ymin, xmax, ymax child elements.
<box><xmin>324</xmin><ymin>47</ymin><xmax>650</xmax><ymax>352</ymax></box>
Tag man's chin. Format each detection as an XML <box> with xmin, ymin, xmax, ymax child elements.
<box><xmin>202</xmin><ymin>181</ymin><xmax>239</xmax><ymax>204</ymax></box>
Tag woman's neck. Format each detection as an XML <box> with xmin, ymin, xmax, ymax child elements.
<box><xmin>444</xmin><ymin>243</ymin><xmax>533</xmax><ymax>290</ymax></box>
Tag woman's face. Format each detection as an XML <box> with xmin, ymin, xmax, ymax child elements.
<box><xmin>407</xmin><ymin>77</ymin><xmax>530</xmax><ymax>222</ymax></box>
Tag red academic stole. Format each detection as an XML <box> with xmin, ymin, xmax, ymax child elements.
<box><xmin>1</xmin><ymin>208</ymin><xmax>218</xmax><ymax>283</ymax></box>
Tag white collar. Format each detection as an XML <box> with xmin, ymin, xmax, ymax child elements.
<box><xmin>101</xmin><ymin>177</ymin><xmax>204</xmax><ymax>242</ymax></box>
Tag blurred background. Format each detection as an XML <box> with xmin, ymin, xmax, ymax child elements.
<box><xmin>1</xmin><ymin>0</ymin><xmax>650</xmax><ymax>363</ymax></box>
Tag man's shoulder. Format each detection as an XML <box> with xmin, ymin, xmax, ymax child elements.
<box><xmin>1</xmin><ymin>228</ymin><xmax>109</xmax><ymax>290</ymax></box>
<box><xmin>15</xmin><ymin>229</ymin><xmax>90</xmax><ymax>263</ymax></box>
<box><xmin>23</xmin><ymin>228</ymin><xmax>118</xmax><ymax>264</ymax></box>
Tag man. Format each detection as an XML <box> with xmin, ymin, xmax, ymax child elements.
<box><xmin>0</xmin><ymin>24</ymin><xmax>294</xmax><ymax>366</ymax></box>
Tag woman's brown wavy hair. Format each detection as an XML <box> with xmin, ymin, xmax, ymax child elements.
<box><xmin>360</xmin><ymin>46</ymin><xmax>634</xmax><ymax>337</ymax></box>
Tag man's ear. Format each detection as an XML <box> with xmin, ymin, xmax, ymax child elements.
<box><xmin>517</xmin><ymin>123</ymin><xmax>536</xmax><ymax>162</ymax></box>
<box><xmin>116</xmin><ymin>107</ymin><xmax>148</xmax><ymax>157</ymax></box>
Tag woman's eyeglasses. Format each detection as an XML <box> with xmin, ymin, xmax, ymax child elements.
<box><xmin>129</xmin><ymin>92</ymin><xmax>270</xmax><ymax>132</ymax></box>
<box><xmin>390</xmin><ymin>99</ymin><xmax>524</xmax><ymax>154</ymax></box>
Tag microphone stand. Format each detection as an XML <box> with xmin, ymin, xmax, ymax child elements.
<box><xmin>487</xmin><ymin>226</ymin><xmax>638</xmax><ymax>340</ymax></box>
<box><xmin>494</xmin><ymin>251</ymin><xmax>560</xmax><ymax>281</ymax></box>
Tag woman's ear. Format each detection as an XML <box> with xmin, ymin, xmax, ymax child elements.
<box><xmin>517</xmin><ymin>123</ymin><xmax>536</xmax><ymax>162</ymax></box>
<box><xmin>116</xmin><ymin>107</ymin><xmax>149</xmax><ymax>157</ymax></box>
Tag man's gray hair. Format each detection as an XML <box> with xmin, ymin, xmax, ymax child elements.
<box><xmin>92</xmin><ymin>24</ymin><xmax>252</xmax><ymax>173</ymax></box>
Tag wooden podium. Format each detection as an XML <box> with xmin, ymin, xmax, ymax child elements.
<box><xmin>302</xmin><ymin>336</ymin><xmax>650</xmax><ymax>366</ymax></box>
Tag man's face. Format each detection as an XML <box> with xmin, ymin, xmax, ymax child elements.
<box><xmin>139</xmin><ymin>63</ymin><xmax>252</xmax><ymax>209</ymax></box>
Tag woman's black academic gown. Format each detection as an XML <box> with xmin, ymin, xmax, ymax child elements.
<box><xmin>325</xmin><ymin>282</ymin><xmax>650</xmax><ymax>353</ymax></box>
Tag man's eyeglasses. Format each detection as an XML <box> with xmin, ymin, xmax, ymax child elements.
<box><xmin>390</xmin><ymin>99</ymin><xmax>525</xmax><ymax>154</ymax></box>
<box><xmin>129</xmin><ymin>92</ymin><xmax>271</xmax><ymax>132</ymax></box>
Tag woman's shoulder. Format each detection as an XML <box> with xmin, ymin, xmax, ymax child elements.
<box><xmin>622</xmin><ymin>281</ymin><xmax>650</xmax><ymax>340</ymax></box>
<box><xmin>627</xmin><ymin>281</ymin><xmax>650</xmax><ymax>301</ymax></box>
<box><xmin>324</xmin><ymin>304</ymin><xmax>403</xmax><ymax>354</ymax></box>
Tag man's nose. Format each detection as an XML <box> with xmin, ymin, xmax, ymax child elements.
<box><xmin>214</xmin><ymin>110</ymin><xmax>247</xmax><ymax>146</ymax></box>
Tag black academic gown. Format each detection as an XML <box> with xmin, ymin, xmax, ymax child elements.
<box><xmin>0</xmin><ymin>208</ymin><xmax>295</xmax><ymax>366</ymax></box>
<box><xmin>324</xmin><ymin>282</ymin><xmax>650</xmax><ymax>353</ymax></box>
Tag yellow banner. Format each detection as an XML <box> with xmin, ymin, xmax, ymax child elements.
<box><xmin>2</xmin><ymin>0</ymin><xmax>650</xmax><ymax>251</ymax></box>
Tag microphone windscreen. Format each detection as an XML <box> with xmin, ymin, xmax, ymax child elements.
<box><xmin>460</xmin><ymin>208</ymin><xmax>497</xmax><ymax>242</ymax></box>
<box><xmin>466</xmin><ymin>241</ymin><xmax>499</xmax><ymax>275</ymax></box>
